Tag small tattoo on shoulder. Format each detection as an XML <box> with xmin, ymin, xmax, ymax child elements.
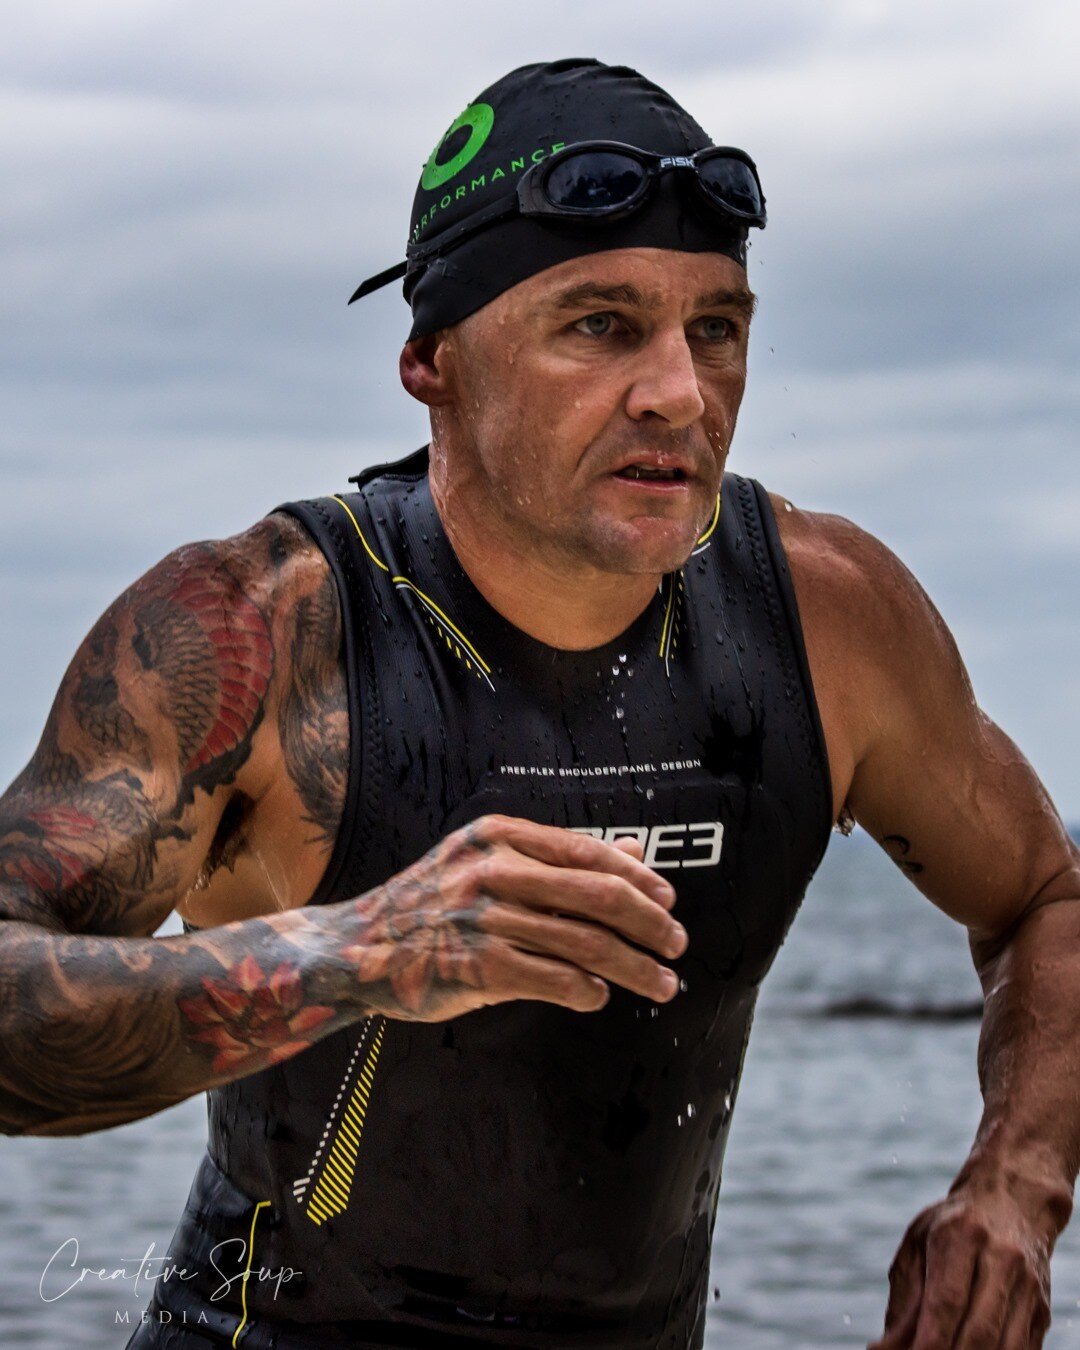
<box><xmin>882</xmin><ymin>833</ymin><xmax>925</xmax><ymax>876</ymax></box>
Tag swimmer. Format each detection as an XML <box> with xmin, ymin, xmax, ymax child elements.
<box><xmin>0</xmin><ymin>57</ymin><xmax>1075</xmax><ymax>1350</ymax></box>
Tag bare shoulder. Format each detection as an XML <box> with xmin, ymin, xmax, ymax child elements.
<box><xmin>763</xmin><ymin>490</ymin><xmax>974</xmax><ymax>815</ymax></box>
<box><xmin>766</xmin><ymin>490</ymin><xmax>964</xmax><ymax>682</ymax></box>
<box><xmin>767</xmin><ymin>492</ymin><xmax>936</xmax><ymax>629</ymax></box>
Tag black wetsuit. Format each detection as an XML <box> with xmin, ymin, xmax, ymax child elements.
<box><xmin>128</xmin><ymin>448</ymin><xmax>832</xmax><ymax>1349</ymax></box>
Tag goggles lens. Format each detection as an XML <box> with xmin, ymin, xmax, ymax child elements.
<box><xmin>696</xmin><ymin>154</ymin><xmax>764</xmax><ymax>219</ymax></box>
<box><xmin>544</xmin><ymin>151</ymin><xmax>648</xmax><ymax>213</ymax></box>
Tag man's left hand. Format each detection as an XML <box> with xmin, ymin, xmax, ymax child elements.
<box><xmin>868</xmin><ymin>1185</ymin><xmax>1053</xmax><ymax>1349</ymax></box>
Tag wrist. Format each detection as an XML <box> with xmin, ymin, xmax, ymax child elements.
<box><xmin>950</xmin><ymin>1139</ymin><xmax>1074</xmax><ymax>1247</ymax></box>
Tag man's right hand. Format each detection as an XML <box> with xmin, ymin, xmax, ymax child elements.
<box><xmin>331</xmin><ymin>814</ymin><xmax>688</xmax><ymax>1022</ymax></box>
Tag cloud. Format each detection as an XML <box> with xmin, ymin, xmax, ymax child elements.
<box><xmin>1</xmin><ymin>0</ymin><xmax>1078</xmax><ymax>811</ymax></box>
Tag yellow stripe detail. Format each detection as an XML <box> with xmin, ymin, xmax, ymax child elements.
<box><xmin>393</xmin><ymin>579</ymin><xmax>492</xmax><ymax>674</ymax></box>
<box><xmin>231</xmin><ymin>1199</ymin><xmax>271</xmax><ymax>1347</ymax></box>
<box><xmin>331</xmin><ymin>494</ymin><xmax>390</xmax><ymax>572</ymax></box>
<box><xmin>330</xmin><ymin>495</ymin><xmax>493</xmax><ymax>681</ymax></box>
<box><xmin>307</xmin><ymin>1197</ymin><xmax>331</xmax><ymax>1225</ymax></box>
<box><xmin>657</xmin><ymin>574</ymin><xmax>677</xmax><ymax>657</ymax></box>
<box><xmin>304</xmin><ymin>1020</ymin><xmax>386</xmax><ymax>1224</ymax></box>
<box><xmin>696</xmin><ymin>493</ymin><xmax>721</xmax><ymax>546</ymax></box>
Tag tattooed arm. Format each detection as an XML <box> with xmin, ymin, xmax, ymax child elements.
<box><xmin>779</xmin><ymin>503</ymin><xmax>1080</xmax><ymax>1349</ymax></box>
<box><xmin>0</xmin><ymin>515</ymin><xmax>685</xmax><ymax>1135</ymax></box>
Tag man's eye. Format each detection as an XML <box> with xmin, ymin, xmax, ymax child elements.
<box><xmin>575</xmin><ymin>312</ymin><xmax>619</xmax><ymax>337</ymax></box>
<box><xmin>695</xmin><ymin>316</ymin><xmax>732</xmax><ymax>340</ymax></box>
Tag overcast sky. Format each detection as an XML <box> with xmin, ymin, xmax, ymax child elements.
<box><xmin>3</xmin><ymin>0</ymin><xmax>1079</xmax><ymax>819</ymax></box>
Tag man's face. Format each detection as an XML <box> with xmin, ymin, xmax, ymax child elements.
<box><xmin>423</xmin><ymin>247</ymin><xmax>754</xmax><ymax>577</ymax></box>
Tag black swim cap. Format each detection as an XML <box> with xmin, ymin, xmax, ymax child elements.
<box><xmin>351</xmin><ymin>58</ymin><xmax>759</xmax><ymax>340</ymax></box>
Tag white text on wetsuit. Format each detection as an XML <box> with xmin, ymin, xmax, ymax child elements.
<box><xmin>571</xmin><ymin>821</ymin><xmax>724</xmax><ymax>870</ymax></box>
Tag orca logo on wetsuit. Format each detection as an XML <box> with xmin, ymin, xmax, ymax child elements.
<box><xmin>571</xmin><ymin>821</ymin><xmax>724</xmax><ymax>870</ymax></box>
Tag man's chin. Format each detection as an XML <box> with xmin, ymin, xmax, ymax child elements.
<box><xmin>581</xmin><ymin>514</ymin><xmax>703</xmax><ymax>576</ymax></box>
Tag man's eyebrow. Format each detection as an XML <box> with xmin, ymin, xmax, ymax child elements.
<box><xmin>549</xmin><ymin>282</ymin><xmax>656</xmax><ymax>312</ymax></box>
<box><xmin>694</xmin><ymin>287</ymin><xmax>758</xmax><ymax>317</ymax></box>
<box><xmin>547</xmin><ymin>281</ymin><xmax>758</xmax><ymax>317</ymax></box>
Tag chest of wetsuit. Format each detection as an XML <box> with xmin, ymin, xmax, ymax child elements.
<box><xmin>132</xmin><ymin>448</ymin><xmax>831</xmax><ymax>1350</ymax></box>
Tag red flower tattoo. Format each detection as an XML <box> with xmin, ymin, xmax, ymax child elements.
<box><xmin>179</xmin><ymin>954</ymin><xmax>334</xmax><ymax>1073</ymax></box>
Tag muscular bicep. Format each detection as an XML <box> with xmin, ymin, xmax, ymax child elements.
<box><xmin>0</xmin><ymin>525</ymin><xmax>286</xmax><ymax>937</ymax></box>
<box><xmin>838</xmin><ymin>528</ymin><xmax>1080</xmax><ymax>939</ymax></box>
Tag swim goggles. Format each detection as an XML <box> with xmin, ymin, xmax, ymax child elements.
<box><xmin>350</xmin><ymin>140</ymin><xmax>766</xmax><ymax>302</ymax></box>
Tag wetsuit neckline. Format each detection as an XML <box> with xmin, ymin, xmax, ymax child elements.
<box><xmin>411</xmin><ymin>469</ymin><xmax>668</xmax><ymax>669</ymax></box>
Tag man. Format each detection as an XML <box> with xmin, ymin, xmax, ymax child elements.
<box><xmin>0</xmin><ymin>55</ymin><xmax>1076</xmax><ymax>1349</ymax></box>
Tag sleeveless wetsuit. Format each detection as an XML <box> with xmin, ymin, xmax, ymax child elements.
<box><xmin>128</xmin><ymin>447</ymin><xmax>832</xmax><ymax>1350</ymax></box>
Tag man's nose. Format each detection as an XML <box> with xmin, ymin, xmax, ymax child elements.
<box><xmin>624</xmin><ymin>329</ymin><xmax>706</xmax><ymax>429</ymax></box>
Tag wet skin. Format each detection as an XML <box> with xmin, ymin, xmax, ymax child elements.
<box><xmin>1</xmin><ymin>246</ymin><xmax>1078</xmax><ymax>1348</ymax></box>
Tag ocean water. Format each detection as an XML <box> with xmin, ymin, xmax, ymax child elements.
<box><xmin>1</xmin><ymin>832</ymin><xmax>1078</xmax><ymax>1347</ymax></box>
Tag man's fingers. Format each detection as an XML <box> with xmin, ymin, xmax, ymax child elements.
<box><xmin>950</xmin><ymin>1251</ymin><xmax>1015</xmax><ymax>1347</ymax></box>
<box><xmin>471</xmin><ymin>814</ymin><xmax>678</xmax><ymax>910</ymax></box>
<box><xmin>487</xmin><ymin>945</ymin><xmax>610</xmax><ymax>1013</ymax></box>
<box><xmin>868</xmin><ymin>1240</ymin><xmax>924</xmax><ymax>1349</ymax></box>
<box><xmin>477</xmin><ymin>849</ymin><xmax>687</xmax><ymax>959</ymax></box>
<box><xmin>998</xmin><ymin>1268</ymin><xmax>1051</xmax><ymax>1349</ymax></box>
<box><xmin>482</xmin><ymin>901</ymin><xmax>679</xmax><ymax>1003</ymax></box>
<box><xmin>910</xmin><ymin>1218</ymin><xmax>979</xmax><ymax>1349</ymax></box>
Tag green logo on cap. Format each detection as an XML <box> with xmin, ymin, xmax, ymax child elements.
<box><xmin>421</xmin><ymin>102</ymin><xmax>496</xmax><ymax>192</ymax></box>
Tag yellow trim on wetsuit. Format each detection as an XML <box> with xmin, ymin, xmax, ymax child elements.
<box><xmin>695</xmin><ymin>492</ymin><xmax>721</xmax><ymax>547</ymax></box>
<box><xmin>658</xmin><ymin>573</ymin><xmax>677</xmax><ymax>659</ymax></box>
<box><xmin>331</xmin><ymin>495</ymin><xmax>493</xmax><ymax>681</ymax></box>
<box><xmin>304</xmin><ymin>1019</ymin><xmax>386</xmax><ymax>1226</ymax></box>
<box><xmin>392</xmin><ymin>578</ymin><xmax>493</xmax><ymax>676</ymax></box>
<box><xmin>331</xmin><ymin>495</ymin><xmax>391</xmax><ymax>573</ymax></box>
<box><xmin>232</xmin><ymin>1199</ymin><xmax>271</xmax><ymax>1347</ymax></box>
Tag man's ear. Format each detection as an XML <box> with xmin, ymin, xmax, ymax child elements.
<box><xmin>400</xmin><ymin>332</ymin><xmax>454</xmax><ymax>406</ymax></box>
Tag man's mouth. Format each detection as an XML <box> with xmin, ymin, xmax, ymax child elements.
<box><xmin>613</xmin><ymin>465</ymin><xmax>689</xmax><ymax>482</ymax></box>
